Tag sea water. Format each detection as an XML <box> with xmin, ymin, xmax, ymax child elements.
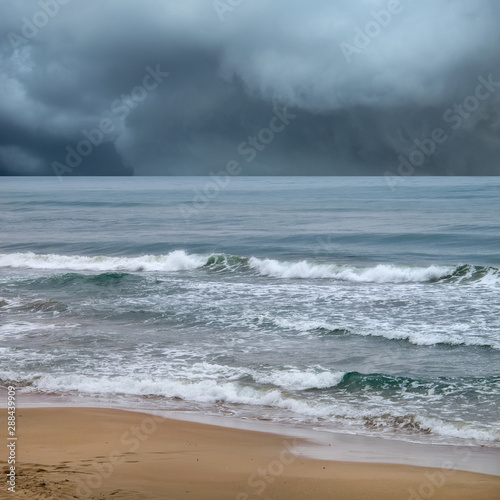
<box><xmin>0</xmin><ymin>177</ymin><xmax>498</xmax><ymax>446</ymax></box>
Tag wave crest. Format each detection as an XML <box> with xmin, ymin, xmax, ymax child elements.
<box><xmin>2</xmin><ymin>369</ymin><xmax>498</xmax><ymax>443</ymax></box>
<box><xmin>0</xmin><ymin>251</ymin><xmax>497</xmax><ymax>285</ymax></box>
<box><xmin>249</xmin><ymin>258</ymin><xmax>499</xmax><ymax>284</ymax></box>
<box><xmin>0</xmin><ymin>251</ymin><xmax>206</xmax><ymax>272</ymax></box>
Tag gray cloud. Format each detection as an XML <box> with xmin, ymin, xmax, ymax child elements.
<box><xmin>1</xmin><ymin>0</ymin><xmax>499</xmax><ymax>176</ymax></box>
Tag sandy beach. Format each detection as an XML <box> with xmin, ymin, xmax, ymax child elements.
<box><xmin>1</xmin><ymin>407</ymin><xmax>499</xmax><ymax>500</ymax></box>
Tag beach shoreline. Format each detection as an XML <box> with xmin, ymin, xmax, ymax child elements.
<box><xmin>1</xmin><ymin>406</ymin><xmax>499</xmax><ymax>500</ymax></box>
<box><xmin>5</xmin><ymin>386</ymin><xmax>500</xmax><ymax>449</ymax></box>
<box><xmin>1</xmin><ymin>179</ymin><xmax>500</xmax><ymax>499</ymax></box>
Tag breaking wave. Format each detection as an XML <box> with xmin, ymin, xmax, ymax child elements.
<box><xmin>2</xmin><ymin>368</ymin><xmax>498</xmax><ymax>444</ymax></box>
<box><xmin>0</xmin><ymin>251</ymin><xmax>206</xmax><ymax>272</ymax></box>
<box><xmin>0</xmin><ymin>251</ymin><xmax>497</xmax><ymax>284</ymax></box>
<box><xmin>248</xmin><ymin>258</ymin><xmax>499</xmax><ymax>284</ymax></box>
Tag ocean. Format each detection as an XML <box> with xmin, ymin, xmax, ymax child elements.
<box><xmin>0</xmin><ymin>176</ymin><xmax>499</xmax><ymax>447</ymax></box>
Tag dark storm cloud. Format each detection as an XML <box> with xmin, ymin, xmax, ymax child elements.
<box><xmin>0</xmin><ymin>0</ymin><xmax>499</xmax><ymax>176</ymax></box>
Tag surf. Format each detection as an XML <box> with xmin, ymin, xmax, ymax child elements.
<box><xmin>1</xmin><ymin>251</ymin><xmax>497</xmax><ymax>285</ymax></box>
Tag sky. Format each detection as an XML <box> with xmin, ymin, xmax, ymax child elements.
<box><xmin>0</xmin><ymin>0</ymin><xmax>499</xmax><ymax>176</ymax></box>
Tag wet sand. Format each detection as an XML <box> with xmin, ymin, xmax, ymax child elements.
<box><xmin>1</xmin><ymin>407</ymin><xmax>499</xmax><ymax>499</ymax></box>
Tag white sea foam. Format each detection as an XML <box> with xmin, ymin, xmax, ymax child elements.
<box><xmin>269</xmin><ymin>314</ymin><xmax>500</xmax><ymax>349</ymax></box>
<box><xmin>254</xmin><ymin>368</ymin><xmax>346</xmax><ymax>391</ymax></box>
<box><xmin>354</xmin><ymin>325</ymin><xmax>500</xmax><ymax>349</ymax></box>
<box><xmin>0</xmin><ymin>321</ymin><xmax>80</xmax><ymax>341</ymax></box>
<box><xmin>416</xmin><ymin>416</ymin><xmax>500</xmax><ymax>442</ymax></box>
<box><xmin>1</xmin><ymin>251</ymin><xmax>497</xmax><ymax>285</ymax></box>
<box><xmin>474</xmin><ymin>267</ymin><xmax>500</xmax><ymax>286</ymax></box>
<box><xmin>0</xmin><ymin>321</ymin><xmax>48</xmax><ymax>336</ymax></box>
<box><xmin>167</xmin><ymin>362</ymin><xmax>248</xmax><ymax>382</ymax></box>
<box><xmin>0</xmin><ymin>251</ymin><xmax>207</xmax><ymax>272</ymax></box>
<box><xmin>22</xmin><ymin>373</ymin><xmax>328</xmax><ymax>416</ymax></box>
<box><xmin>1</xmin><ymin>365</ymin><xmax>497</xmax><ymax>444</ymax></box>
<box><xmin>249</xmin><ymin>257</ymin><xmax>453</xmax><ymax>283</ymax></box>
<box><xmin>5</xmin><ymin>371</ymin><xmax>496</xmax><ymax>443</ymax></box>
<box><xmin>273</xmin><ymin>318</ymin><xmax>349</xmax><ymax>334</ymax></box>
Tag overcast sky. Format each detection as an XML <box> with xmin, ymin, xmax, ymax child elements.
<box><xmin>1</xmin><ymin>0</ymin><xmax>499</xmax><ymax>176</ymax></box>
